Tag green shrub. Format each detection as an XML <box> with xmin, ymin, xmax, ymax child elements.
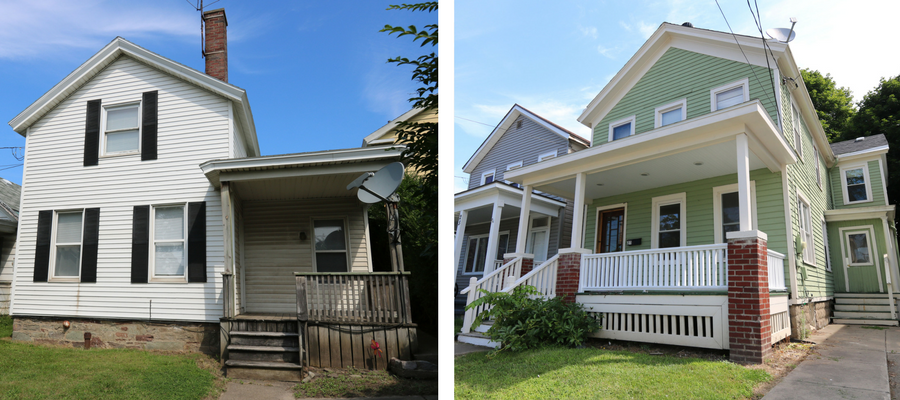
<box><xmin>466</xmin><ymin>285</ymin><xmax>600</xmax><ymax>354</ymax></box>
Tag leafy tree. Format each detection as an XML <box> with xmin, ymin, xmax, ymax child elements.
<box><xmin>800</xmin><ymin>69</ymin><xmax>856</xmax><ymax>142</ymax></box>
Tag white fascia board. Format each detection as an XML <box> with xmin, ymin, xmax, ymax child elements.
<box><xmin>462</xmin><ymin>105</ymin><xmax>571</xmax><ymax>173</ymax></box>
<box><xmin>508</xmin><ymin>101</ymin><xmax>795</xmax><ymax>187</ymax></box>
<box><xmin>578</xmin><ymin>23</ymin><xmax>786</xmax><ymax>128</ymax></box>
<box><xmin>362</xmin><ymin>108</ymin><xmax>424</xmax><ymax>146</ymax></box>
<box><xmin>824</xmin><ymin>205</ymin><xmax>895</xmax><ymax>222</ymax></box>
<box><xmin>454</xmin><ymin>183</ymin><xmax>566</xmax><ymax>211</ymax></box>
<box><xmin>835</xmin><ymin>146</ymin><xmax>890</xmax><ymax>163</ymax></box>
<box><xmin>775</xmin><ymin>49</ymin><xmax>835</xmax><ymax>167</ymax></box>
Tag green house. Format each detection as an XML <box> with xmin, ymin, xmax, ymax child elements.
<box><xmin>459</xmin><ymin>22</ymin><xmax>899</xmax><ymax>363</ymax></box>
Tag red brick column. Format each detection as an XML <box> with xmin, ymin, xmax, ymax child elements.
<box><xmin>519</xmin><ymin>258</ymin><xmax>534</xmax><ymax>275</ymax></box>
<box><xmin>727</xmin><ymin>235</ymin><xmax>772</xmax><ymax>364</ymax></box>
<box><xmin>555</xmin><ymin>252</ymin><xmax>583</xmax><ymax>303</ymax></box>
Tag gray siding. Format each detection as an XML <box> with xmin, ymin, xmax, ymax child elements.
<box><xmin>468</xmin><ymin>115</ymin><xmax>570</xmax><ymax>189</ymax></box>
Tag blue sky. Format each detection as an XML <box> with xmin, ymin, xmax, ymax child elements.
<box><xmin>0</xmin><ymin>0</ymin><xmax>436</xmax><ymax>185</ymax></box>
<box><xmin>454</xmin><ymin>0</ymin><xmax>900</xmax><ymax>192</ymax></box>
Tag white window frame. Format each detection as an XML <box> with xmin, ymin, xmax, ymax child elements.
<box><xmin>311</xmin><ymin>217</ymin><xmax>351</xmax><ymax>273</ymax></box>
<box><xmin>841</xmin><ymin>228</ymin><xmax>876</xmax><ymax>267</ymax></box>
<box><xmin>48</xmin><ymin>210</ymin><xmax>84</xmax><ymax>282</ymax></box>
<box><xmin>840</xmin><ymin>163</ymin><xmax>873</xmax><ymax>205</ymax></box>
<box><xmin>525</xmin><ymin>216</ymin><xmax>551</xmax><ymax>262</ymax></box>
<box><xmin>822</xmin><ymin>219</ymin><xmax>831</xmax><ymax>271</ymax></box>
<box><xmin>506</xmin><ymin>161</ymin><xmax>523</xmax><ymax>171</ymax></box>
<box><xmin>796</xmin><ymin>190</ymin><xmax>815</xmax><ymax>266</ymax></box>
<box><xmin>712</xmin><ymin>182</ymin><xmax>758</xmax><ymax>244</ymax></box>
<box><xmin>607</xmin><ymin>115</ymin><xmax>636</xmax><ymax>143</ymax></box>
<box><xmin>654</xmin><ymin>98</ymin><xmax>687</xmax><ymax>128</ymax></box>
<box><xmin>538</xmin><ymin>150</ymin><xmax>557</xmax><ymax>162</ymax></box>
<box><xmin>149</xmin><ymin>204</ymin><xmax>188</xmax><ymax>282</ymax></box>
<box><xmin>651</xmin><ymin>192</ymin><xmax>686</xmax><ymax>249</ymax></box>
<box><xmin>462</xmin><ymin>231</ymin><xmax>510</xmax><ymax>274</ymax></box>
<box><xmin>710</xmin><ymin>78</ymin><xmax>750</xmax><ymax>112</ymax></box>
<box><xmin>101</xmin><ymin>101</ymin><xmax>142</xmax><ymax>157</ymax></box>
<box><xmin>481</xmin><ymin>170</ymin><xmax>495</xmax><ymax>185</ymax></box>
<box><xmin>791</xmin><ymin>99</ymin><xmax>803</xmax><ymax>160</ymax></box>
<box><xmin>814</xmin><ymin>148</ymin><xmax>821</xmax><ymax>189</ymax></box>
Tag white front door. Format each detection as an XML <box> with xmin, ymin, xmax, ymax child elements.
<box><xmin>526</xmin><ymin>216</ymin><xmax>550</xmax><ymax>262</ymax></box>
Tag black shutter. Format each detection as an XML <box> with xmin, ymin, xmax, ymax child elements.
<box><xmin>33</xmin><ymin>211</ymin><xmax>53</xmax><ymax>282</ymax></box>
<box><xmin>83</xmin><ymin>100</ymin><xmax>101</xmax><ymax>166</ymax></box>
<box><xmin>141</xmin><ymin>91</ymin><xmax>158</xmax><ymax>161</ymax></box>
<box><xmin>187</xmin><ymin>202</ymin><xmax>206</xmax><ymax>282</ymax></box>
<box><xmin>130</xmin><ymin>205</ymin><xmax>150</xmax><ymax>283</ymax></box>
<box><xmin>80</xmin><ymin>208</ymin><xmax>100</xmax><ymax>283</ymax></box>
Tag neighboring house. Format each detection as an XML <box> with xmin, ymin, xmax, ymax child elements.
<box><xmin>454</xmin><ymin>104</ymin><xmax>589</xmax><ymax>314</ymax></box>
<box><xmin>362</xmin><ymin>107</ymin><xmax>437</xmax><ymax>148</ymax></box>
<box><xmin>7</xmin><ymin>9</ymin><xmax>416</xmax><ymax>378</ymax></box>
<box><xmin>459</xmin><ymin>22</ymin><xmax>900</xmax><ymax>364</ymax></box>
<box><xmin>0</xmin><ymin>178</ymin><xmax>21</xmax><ymax>314</ymax></box>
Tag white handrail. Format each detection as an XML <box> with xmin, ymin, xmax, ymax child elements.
<box><xmin>459</xmin><ymin>256</ymin><xmax>522</xmax><ymax>333</ymax></box>
<box><xmin>460</xmin><ymin>257</ymin><xmax>521</xmax><ymax>294</ymax></box>
<box><xmin>501</xmin><ymin>254</ymin><xmax>560</xmax><ymax>298</ymax></box>
<box><xmin>886</xmin><ymin>254</ymin><xmax>896</xmax><ymax>319</ymax></box>
<box><xmin>767</xmin><ymin>250</ymin><xmax>787</xmax><ymax>291</ymax></box>
<box><xmin>580</xmin><ymin>244</ymin><xmax>728</xmax><ymax>291</ymax></box>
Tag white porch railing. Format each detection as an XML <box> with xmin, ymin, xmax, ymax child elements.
<box><xmin>501</xmin><ymin>254</ymin><xmax>560</xmax><ymax>297</ymax></box>
<box><xmin>580</xmin><ymin>244</ymin><xmax>728</xmax><ymax>292</ymax></box>
<box><xmin>459</xmin><ymin>257</ymin><xmax>522</xmax><ymax>333</ymax></box>
<box><xmin>767</xmin><ymin>250</ymin><xmax>786</xmax><ymax>291</ymax></box>
<box><xmin>492</xmin><ymin>259</ymin><xmax>503</xmax><ymax>272</ymax></box>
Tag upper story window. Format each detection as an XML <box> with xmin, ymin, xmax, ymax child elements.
<box><xmin>482</xmin><ymin>170</ymin><xmax>495</xmax><ymax>185</ymax></box>
<box><xmin>797</xmin><ymin>190</ymin><xmax>815</xmax><ymax>266</ymax></box>
<box><xmin>51</xmin><ymin>211</ymin><xmax>84</xmax><ymax>280</ymax></box>
<box><xmin>103</xmin><ymin>103</ymin><xmax>141</xmax><ymax>155</ymax></box>
<box><xmin>710</xmin><ymin>78</ymin><xmax>749</xmax><ymax>111</ymax></box>
<box><xmin>654</xmin><ymin>99</ymin><xmax>687</xmax><ymax>128</ymax></box>
<box><xmin>538</xmin><ymin>151</ymin><xmax>557</xmax><ymax>162</ymax></box>
<box><xmin>608</xmin><ymin>116</ymin><xmax>635</xmax><ymax>142</ymax></box>
<box><xmin>840</xmin><ymin>164</ymin><xmax>872</xmax><ymax>204</ymax></box>
<box><xmin>814</xmin><ymin>149</ymin><xmax>821</xmax><ymax>188</ymax></box>
<box><xmin>792</xmin><ymin>101</ymin><xmax>803</xmax><ymax>159</ymax></box>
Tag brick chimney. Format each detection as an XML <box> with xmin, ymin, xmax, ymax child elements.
<box><xmin>203</xmin><ymin>8</ymin><xmax>228</xmax><ymax>82</ymax></box>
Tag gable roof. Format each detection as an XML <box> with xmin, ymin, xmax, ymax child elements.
<box><xmin>8</xmin><ymin>37</ymin><xmax>260</xmax><ymax>157</ymax></box>
<box><xmin>576</xmin><ymin>22</ymin><xmax>835</xmax><ymax>166</ymax></box>
<box><xmin>462</xmin><ymin>104</ymin><xmax>589</xmax><ymax>173</ymax></box>
<box><xmin>362</xmin><ymin>107</ymin><xmax>436</xmax><ymax>147</ymax></box>
<box><xmin>830</xmin><ymin>134</ymin><xmax>889</xmax><ymax>156</ymax></box>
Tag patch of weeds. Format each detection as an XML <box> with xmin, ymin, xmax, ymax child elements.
<box><xmin>829</xmin><ymin>356</ymin><xmax>841</xmax><ymax>362</ymax></box>
<box><xmin>294</xmin><ymin>368</ymin><xmax>436</xmax><ymax>398</ymax></box>
<box><xmin>862</xmin><ymin>326</ymin><xmax>887</xmax><ymax>330</ymax></box>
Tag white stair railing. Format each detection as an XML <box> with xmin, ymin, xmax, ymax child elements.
<box><xmin>886</xmin><ymin>254</ymin><xmax>897</xmax><ymax>319</ymax></box>
<box><xmin>459</xmin><ymin>257</ymin><xmax>522</xmax><ymax>333</ymax></box>
<box><xmin>580</xmin><ymin>244</ymin><xmax>728</xmax><ymax>292</ymax></box>
<box><xmin>768</xmin><ymin>250</ymin><xmax>787</xmax><ymax>291</ymax></box>
<box><xmin>501</xmin><ymin>254</ymin><xmax>560</xmax><ymax>298</ymax></box>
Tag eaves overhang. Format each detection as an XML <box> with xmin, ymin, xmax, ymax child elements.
<box><xmin>835</xmin><ymin>145</ymin><xmax>889</xmax><ymax>163</ymax></box>
<box><xmin>455</xmin><ymin>182</ymin><xmax>566</xmax><ymax>217</ymax></box>
<box><xmin>824</xmin><ymin>205</ymin><xmax>895</xmax><ymax>222</ymax></box>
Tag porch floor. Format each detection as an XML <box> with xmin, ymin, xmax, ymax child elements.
<box><xmin>233</xmin><ymin>313</ymin><xmax>297</xmax><ymax>321</ymax></box>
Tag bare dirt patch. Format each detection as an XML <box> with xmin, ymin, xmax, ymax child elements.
<box><xmin>293</xmin><ymin>366</ymin><xmax>438</xmax><ymax>398</ymax></box>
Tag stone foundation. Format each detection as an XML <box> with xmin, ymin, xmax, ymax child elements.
<box><xmin>12</xmin><ymin>317</ymin><xmax>219</xmax><ymax>355</ymax></box>
<box><xmin>789</xmin><ymin>300</ymin><xmax>833</xmax><ymax>340</ymax></box>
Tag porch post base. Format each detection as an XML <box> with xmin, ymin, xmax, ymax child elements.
<box><xmin>727</xmin><ymin>234</ymin><xmax>772</xmax><ymax>364</ymax></box>
<box><xmin>555</xmin><ymin>249</ymin><xmax>589</xmax><ymax>303</ymax></box>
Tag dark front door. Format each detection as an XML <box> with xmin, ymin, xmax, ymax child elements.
<box><xmin>597</xmin><ymin>208</ymin><xmax>625</xmax><ymax>253</ymax></box>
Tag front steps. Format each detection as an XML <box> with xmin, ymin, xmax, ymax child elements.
<box><xmin>223</xmin><ymin>319</ymin><xmax>304</xmax><ymax>380</ymax></box>
<box><xmin>457</xmin><ymin>321</ymin><xmax>500</xmax><ymax>348</ymax></box>
<box><xmin>833</xmin><ymin>293</ymin><xmax>900</xmax><ymax>326</ymax></box>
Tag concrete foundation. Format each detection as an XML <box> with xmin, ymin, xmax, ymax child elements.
<box><xmin>12</xmin><ymin>316</ymin><xmax>219</xmax><ymax>355</ymax></box>
<box><xmin>789</xmin><ymin>300</ymin><xmax>834</xmax><ymax>339</ymax></box>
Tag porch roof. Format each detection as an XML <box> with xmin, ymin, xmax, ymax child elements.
<box><xmin>504</xmin><ymin>100</ymin><xmax>796</xmax><ymax>199</ymax></box>
<box><xmin>455</xmin><ymin>181</ymin><xmax>566</xmax><ymax>224</ymax></box>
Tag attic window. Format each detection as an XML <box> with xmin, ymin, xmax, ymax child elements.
<box><xmin>710</xmin><ymin>79</ymin><xmax>749</xmax><ymax>111</ymax></box>
<box><xmin>538</xmin><ymin>151</ymin><xmax>557</xmax><ymax>162</ymax></box>
<box><xmin>608</xmin><ymin>116</ymin><xmax>636</xmax><ymax>142</ymax></box>
<box><xmin>654</xmin><ymin>99</ymin><xmax>687</xmax><ymax>128</ymax></box>
<box><xmin>103</xmin><ymin>103</ymin><xmax>140</xmax><ymax>155</ymax></box>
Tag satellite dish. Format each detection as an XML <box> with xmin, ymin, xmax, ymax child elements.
<box><xmin>766</xmin><ymin>18</ymin><xmax>797</xmax><ymax>43</ymax></box>
<box><xmin>356</xmin><ymin>162</ymin><xmax>405</xmax><ymax>204</ymax></box>
<box><xmin>346</xmin><ymin>172</ymin><xmax>374</xmax><ymax>191</ymax></box>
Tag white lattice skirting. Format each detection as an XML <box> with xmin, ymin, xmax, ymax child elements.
<box><xmin>770</xmin><ymin>295</ymin><xmax>790</xmax><ymax>343</ymax></box>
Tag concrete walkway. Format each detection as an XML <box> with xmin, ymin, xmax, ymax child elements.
<box><xmin>763</xmin><ymin>324</ymin><xmax>899</xmax><ymax>400</ymax></box>
<box><xmin>454</xmin><ymin>338</ymin><xmax>493</xmax><ymax>356</ymax></box>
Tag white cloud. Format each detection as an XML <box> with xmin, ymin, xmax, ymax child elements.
<box><xmin>619</xmin><ymin>21</ymin><xmax>632</xmax><ymax>32</ymax></box>
<box><xmin>637</xmin><ymin>21</ymin><xmax>657</xmax><ymax>39</ymax></box>
<box><xmin>597</xmin><ymin>45</ymin><xmax>616</xmax><ymax>59</ymax></box>
<box><xmin>579</xmin><ymin>25</ymin><xmax>598</xmax><ymax>39</ymax></box>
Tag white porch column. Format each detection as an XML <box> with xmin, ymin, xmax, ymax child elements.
<box><xmin>515</xmin><ymin>185</ymin><xmax>533</xmax><ymax>254</ymax></box>
<box><xmin>570</xmin><ymin>172</ymin><xmax>587</xmax><ymax>249</ymax></box>
<box><xmin>736</xmin><ymin>134</ymin><xmax>752</xmax><ymax>231</ymax></box>
<box><xmin>453</xmin><ymin>210</ymin><xmax>469</xmax><ymax>278</ymax></box>
<box><xmin>484</xmin><ymin>204</ymin><xmax>504</xmax><ymax>273</ymax></box>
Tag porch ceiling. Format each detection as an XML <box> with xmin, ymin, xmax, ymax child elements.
<box><xmin>541</xmin><ymin>140</ymin><xmax>767</xmax><ymax>199</ymax></box>
<box><xmin>463</xmin><ymin>204</ymin><xmax>523</xmax><ymax>226</ymax></box>
<box><xmin>231</xmin><ymin>173</ymin><xmax>364</xmax><ymax>201</ymax></box>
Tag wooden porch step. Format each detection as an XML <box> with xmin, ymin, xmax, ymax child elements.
<box><xmin>230</xmin><ymin>331</ymin><xmax>299</xmax><ymax>337</ymax></box>
<box><xmin>834</xmin><ymin>310</ymin><xmax>894</xmax><ymax>319</ymax></box>
<box><xmin>227</xmin><ymin>345</ymin><xmax>300</xmax><ymax>352</ymax></box>
<box><xmin>457</xmin><ymin>332</ymin><xmax>499</xmax><ymax>348</ymax></box>
<box><xmin>836</xmin><ymin>304</ymin><xmax>895</xmax><ymax>312</ymax></box>
<box><xmin>833</xmin><ymin>318</ymin><xmax>899</xmax><ymax>326</ymax></box>
<box><xmin>834</xmin><ymin>293</ymin><xmax>896</xmax><ymax>299</ymax></box>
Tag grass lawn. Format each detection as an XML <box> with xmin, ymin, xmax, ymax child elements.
<box><xmin>0</xmin><ymin>339</ymin><xmax>220</xmax><ymax>400</ymax></box>
<box><xmin>0</xmin><ymin>315</ymin><xmax>11</xmax><ymax>338</ymax></box>
<box><xmin>455</xmin><ymin>346</ymin><xmax>770</xmax><ymax>400</ymax></box>
<box><xmin>454</xmin><ymin>315</ymin><xmax>463</xmax><ymax>335</ymax></box>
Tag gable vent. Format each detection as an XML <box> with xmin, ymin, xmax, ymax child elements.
<box><xmin>516</xmin><ymin>120</ymin><xmax>522</xmax><ymax>130</ymax></box>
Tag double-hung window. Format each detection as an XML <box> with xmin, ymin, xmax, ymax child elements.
<box><xmin>654</xmin><ymin>99</ymin><xmax>686</xmax><ymax>128</ymax></box>
<box><xmin>651</xmin><ymin>193</ymin><xmax>686</xmax><ymax>248</ymax></box>
<box><xmin>313</xmin><ymin>219</ymin><xmax>349</xmax><ymax>272</ymax></box>
<box><xmin>51</xmin><ymin>211</ymin><xmax>84</xmax><ymax>279</ymax></box>
<box><xmin>464</xmin><ymin>232</ymin><xmax>509</xmax><ymax>273</ymax></box>
<box><xmin>797</xmin><ymin>191</ymin><xmax>815</xmax><ymax>265</ymax></box>
<box><xmin>841</xmin><ymin>164</ymin><xmax>872</xmax><ymax>204</ymax></box>
<box><xmin>814</xmin><ymin>149</ymin><xmax>821</xmax><ymax>188</ymax></box>
<box><xmin>710</xmin><ymin>79</ymin><xmax>749</xmax><ymax>111</ymax></box>
<box><xmin>152</xmin><ymin>205</ymin><xmax>186</xmax><ymax>279</ymax></box>
<box><xmin>792</xmin><ymin>101</ymin><xmax>803</xmax><ymax>159</ymax></box>
<box><xmin>608</xmin><ymin>116</ymin><xmax>635</xmax><ymax>142</ymax></box>
<box><xmin>103</xmin><ymin>103</ymin><xmax>141</xmax><ymax>155</ymax></box>
<box><xmin>713</xmin><ymin>182</ymin><xmax>757</xmax><ymax>243</ymax></box>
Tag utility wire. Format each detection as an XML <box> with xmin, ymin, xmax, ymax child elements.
<box><xmin>714</xmin><ymin>0</ymin><xmax>771</xmax><ymax>109</ymax></box>
<box><xmin>455</xmin><ymin>115</ymin><xmax>574</xmax><ymax>148</ymax></box>
<box><xmin>748</xmin><ymin>0</ymin><xmax>781</xmax><ymax>114</ymax></box>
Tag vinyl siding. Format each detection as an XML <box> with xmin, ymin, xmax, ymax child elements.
<box><xmin>827</xmin><ymin>218</ymin><xmax>889</xmax><ymax>293</ymax></box>
<box><xmin>233</xmin><ymin>194</ymin><xmax>244</xmax><ymax>314</ymax></box>
<box><xmin>241</xmin><ymin>198</ymin><xmax>369</xmax><ymax>314</ymax></box>
<box><xmin>468</xmin><ymin>115</ymin><xmax>569</xmax><ymax>190</ymax></box>
<box><xmin>593</xmin><ymin>47</ymin><xmax>778</xmax><ymax>146</ymax></box>
<box><xmin>583</xmin><ymin>168</ymin><xmax>787</xmax><ymax>254</ymax></box>
<box><xmin>232</xmin><ymin>119</ymin><xmax>248</xmax><ymax>158</ymax></box>
<box><xmin>784</xmin><ymin>85</ymin><xmax>833</xmax><ymax>299</ymax></box>
<box><xmin>13</xmin><ymin>55</ymin><xmax>230</xmax><ymax>322</ymax></box>
<box><xmin>829</xmin><ymin>159</ymin><xmax>886</xmax><ymax>209</ymax></box>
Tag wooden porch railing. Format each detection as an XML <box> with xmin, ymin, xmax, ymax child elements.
<box><xmin>459</xmin><ymin>256</ymin><xmax>522</xmax><ymax>333</ymax></box>
<box><xmin>767</xmin><ymin>250</ymin><xmax>787</xmax><ymax>291</ymax></box>
<box><xmin>295</xmin><ymin>272</ymin><xmax>413</xmax><ymax>325</ymax></box>
<box><xmin>501</xmin><ymin>254</ymin><xmax>559</xmax><ymax>298</ymax></box>
<box><xmin>580</xmin><ymin>244</ymin><xmax>728</xmax><ymax>291</ymax></box>
<box><xmin>492</xmin><ymin>259</ymin><xmax>503</xmax><ymax>273</ymax></box>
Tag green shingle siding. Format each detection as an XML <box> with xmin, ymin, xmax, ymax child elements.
<box><xmin>592</xmin><ymin>47</ymin><xmax>778</xmax><ymax>146</ymax></box>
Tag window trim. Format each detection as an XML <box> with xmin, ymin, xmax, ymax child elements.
<box><xmin>840</xmin><ymin>163</ymin><xmax>873</xmax><ymax>205</ymax></box>
<box><xmin>607</xmin><ymin>115</ymin><xmax>636</xmax><ymax>143</ymax></box>
<box><xmin>651</xmin><ymin>192</ymin><xmax>686</xmax><ymax>249</ymax></box>
<box><xmin>48</xmin><ymin>209</ymin><xmax>84</xmax><ymax>282</ymax></box>
<box><xmin>481</xmin><ymin>170</ymin><xmax>495</xmax><ymax>185</ymax></box>
<box><xmin>712</xmin><ymin>182</ymin><xmax>758</xmax><ymax>244</ymax></box>
<box><xmin>796</xmin><ymin>190</ymin><xmax>815</xmax><ymax>267</ymax></box>
<box><xmin>822</xmin><ymin>219</ymin><xmax>831</xmax><ymax>271</ymax></box>
<box><xmin>538</xmin><ymin>150</ymin><xmax>557</xmax><ymax>162</ymax></box>
<box><xmin>506</xmin><ymin>161</ymin><xmax>523</xmax><ymax>171</ymax></box>
<box><xmin>593</xmin><ymin>203</ymin><xmax>628</xmax><ymax>253</ymax></box>
<box><xmin>791</xmin><ymin>99</ymin><xmax>803</xmax><ymax>160</ymax></box>
<box><xmin>149</xmin><ymin>204</ymin><xmax>188</xmax><ymax>283</ymax></box>
<box><xmin>710</xmin><ymin>78</ymin><xmax>750</xmax><ymax>112</ymax></box>
<box><xmin>525</xmin><ymin>216</ymin><xmax>551</xmax><ymax>261</ymax></box>
<box><xmin>462</xmin><ymin>231</ymin><xmax>510</xmax><ymax>274</ymax></box>
<box><xmin>840</xmin><ymin>227</ymin><xmax>877</xmax><ymax>267</ymax></box>
<box><xmin>311</xmin><ymin>216</ymin><xmax>351</xmax><ymax>273</ymax></box>
<box><xmin>654</xmin><ymin>98</ymin><xmax>687</xmax><ymax>128</ymax></box>
<box><xmin>814</xmin><ymin>148</ymin><xmax>822</xmax><ymax>189</ymax></box>
<box><xmin>100</xmin><ymin>101</ymin><xmax>142</xmax><ymax>157</ymax></box>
